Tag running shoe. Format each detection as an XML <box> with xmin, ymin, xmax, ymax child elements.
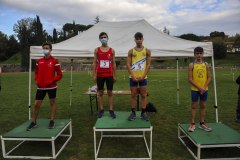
<box><xmin>109</xmin><ymin>110</ymin><xmax>116</xmax><ymax>119</ymax></box>
<box><xmin>128</xmin><ymin>112</ymin><xmax>136</xmax><ymax>121</ymax></box>
<box><xmin>98</xmin><ymin>109</ymin><xmax>104</xmax><ymax>118</ymax></box>
<box><xmin>48</xmin><ymin>120</ymin><xmax>55</xmax><ymax>129</ymax></box>
<box><xmin>198</xmin><ymin>123</ymin><xmax>212</xmax><ymax>132</ymax></box>
<box><xmin>141</xmin><ymin>112</ymin><xmax>149</xmax><ymax>121</ymax></box>
<box><xmin>26</xmin><ymin>121</ymin><xmax>37</xmax><ymax>131</ymax></box>
<box><xmin>188</xmin><ymin>124</ymin><xmax>195</xmax><ymax>132</ymax></box>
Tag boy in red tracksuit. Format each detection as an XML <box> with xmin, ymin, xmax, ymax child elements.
<box><xmin>27</xmin><ymin>42</ymin><xmax>62</xmax><ymax>131</ymax></box>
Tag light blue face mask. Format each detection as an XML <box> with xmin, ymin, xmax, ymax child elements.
<box><xmin>42</xmin><ymin>49</ymin><xmax>49</xmax><ymax>55</ymax></box>
<box><xmin>100</xmin><ymin>38</ymin><xmax>108</xmax><ymax>45</ymax></box>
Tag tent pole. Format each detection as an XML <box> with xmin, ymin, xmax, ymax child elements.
<box><xmin>211</xmin><ymin>55</ymin><xmax>218</xmax><ymax>123</ymax></box>
<box><xmin>28</xmin><ymin>57</ymin><xmax>32</xmax><ymax>120</ymax></box>
<box><xmin>69</xmin><ymin>59</ymin><xmax>73</xmax><ymax>118</ymax></box>
<box><xmin>0</xmin><ymin>67</ymin><xmax>2</xmax><ymax>92</ymax></box>
<box><xmin>176</xmin><ymin>58</ymin><xmax>179</xmax><ymax>105</ymax></box>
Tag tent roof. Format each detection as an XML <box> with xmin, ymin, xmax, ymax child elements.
<box><xmin>30</xmin><ymin>19</ymin><xmax>213</xmax><ymax>59</ymax></box>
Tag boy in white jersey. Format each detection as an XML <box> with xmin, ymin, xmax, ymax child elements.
<box><xmin>188</xmin><ymin>47</ymin><xmax>212</xmax><ymax>132</ymax></box>
<box><xmin>126</xmin><ymin>32</ymin><xmax>151</xmax><ymax>121</ymax></box>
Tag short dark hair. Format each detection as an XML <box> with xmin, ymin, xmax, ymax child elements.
<box><xmin>134</xmin><ymin>32</ymin><xmax>143</xmax><ymax>39</ymax></box>
<box><xmin>194</xmin><ymin>46</ymin><xmax>204</xmax><ymax>54</ymax></box>
<box><xmin>42</xmin><ymin>42</ymin><xmax>52</xmax><ymax>50</ymax></box>
<box><xmin>99</xmin><ymin>32</ymin><xmax>108</xmax><ymax>39</ymax></box>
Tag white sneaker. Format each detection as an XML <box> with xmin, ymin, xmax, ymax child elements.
<box><xmin>188</xmin><ymin>124</ymin><xmax>195</xmax><ymax>132</ymax></box>
<box><xmin>198</xmin><ymin>123</ymin><xmax>212</xmax><ymax>132</ymax></box>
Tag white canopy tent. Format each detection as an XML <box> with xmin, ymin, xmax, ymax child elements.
<box><xmin>30</xmin><ymin>19</ymin><xmax>213</xmax><ymax>58</ymax></box>
<box><xmin>29</xmin><ymin>19</ymin><xmax>218</xmax><ymax>122</ymax></box>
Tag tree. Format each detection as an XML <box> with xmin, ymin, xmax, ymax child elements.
<box><xmin>6</xmin><ymin>35</ymin><xmax>19</xmax><ymax>58</ymax></box>
<box><xmin>13</xmin><ymin>17</ymin><xmax>34</xmax><ymax>69</ymax></box>
<box><xmin>0</xmin><ymin>31</ymin><xmax>8</xmax><ymax>61</ymax></box>
<box><xmin>94</xmin><ymin>16</ymin><xmax>100</xmax><ymax>24</ymax></box>
<box><xmin>212</xmin><ymin>37</ymin><xmax>227</xmax><ymax>59</ymax></box>
<box><xmin>63</xmin><ymin>23</ymin><xmax>74</xmax><ymax>38</ymax></box>
<box><xmin>46</xmin><ymin>34</ymin><xmax>53</xmax><ymax>42</ymax></box>
<box><xmin>13</xmin><ymin>17</ymin><xmax>34</xmax><ymax>46</ymax></box>
<box><xmin>53</xmin><ymin>28</ymin><xmax>58</xmax><ymax>43</ymax></box>
<box><xmin>13</xmin><ymin>16</ymin><xmax>48</xmax><ymax>69</ymax></box>
<box><xmin>209</xmin><ymin>31</ymin><xmax>227</xmax><ymax>59</ymax></box>
<box><xmin>63</xmin><ymin>30</ymin><xmax>67</xmax><ymax>40</ymax></box>
<box><xmin>57</xmin><ymin>30</ymin><xmax>67</xmax><ymax>42</ymax></box>
<box><xmin>73</xmin><ymin>21</ymin><xmax>78</xmax><ymax>36</ymax></box>
<box><xmin>62</xmin><ymin>22</ymin><xmax>94</xmax><ymax>39</ymax></box>
<box><xmin>86</xmin><ymin>24</ymin><xmax>93</xmax><ymax>30</ymax></box>
<box><xmin>0</xmin><ymin>32</ymin><xmax>20</xmax><ymax>61</ymax></box>
<box><xmin>234</xmin><ymin>34</ymin><xmax>240</xmax><ymax>54</ymax></box>
<box><xmin>179</xmin><ymin>33</ymin><xmax>201</xmax><ymax>42</ymax></box>
<box><xmin>76</xmin><ymin>24</ymin><xmax>87</xmax><ymax>33</ymax></box>
<box><xmin>163</xmin><ymin>26</ymin><xmax>170</xmax><ymax>35</ymax></box>
<box><xmin>32</xmin><ymin>15</ymin><xmax>45</xmax><ymax>45</ymax></box>
<box><xmin>210</xmin><ymin>31</ymin><xmax>225</xmax><ymax>39</ymax></box>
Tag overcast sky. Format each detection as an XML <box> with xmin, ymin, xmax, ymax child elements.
<box><xmin>0</xmin><ymin>0</ymin><xmax>240</xmax><ymax>37</ymax></box>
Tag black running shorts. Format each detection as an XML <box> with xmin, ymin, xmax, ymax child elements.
<box><xmin>97</xmin><ymin>76</ymin><xmax>114</xmax><ymax>91</ymax></box>
<box><xmin>35</xmin><ymin>88</ymin><xmax>57</xmax><ymax>100</ymax></box>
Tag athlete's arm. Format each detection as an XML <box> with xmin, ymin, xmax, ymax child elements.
<box><xmin>34</xmin><ymin>61</ymin><xmax>39</xmax><ymax>85</ymax></box>
<box><xmin>126</xmin><ymin>49</ymin><xmax>137</xmax><ymax>81</ymax></box>
<box><xmin>140</xmin><ymin>48</ymin><xmax>151</xmax><ymax>81</ymax></box>
<box><xmin>203</xmin><ymin>62</ymin><xmax>211</xmax><ymax>89</ymax></box>
<box><xmin>53</xmin><ymin>59</ymin><xmax>63</xmax><ymax>82</ymax></box>
<box><xmin>112</xmin><ymin>49</ymin><xmax>117</xmax><ymax>81</ymax></box>
<box><xmin>92</xmin><ymin>48</ymin><xmax>98</xmax><ymax>82</ymax></box>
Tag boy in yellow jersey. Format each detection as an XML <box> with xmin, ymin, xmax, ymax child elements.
<box><xmin>188</xmin><ymin>47</ymin><xmax>212</xmax><ymax>132</ymax></box>
<box><xmin>127</xmin><ymin>32</ymin><xmax>151</xmax><ymax>121</ymax></box>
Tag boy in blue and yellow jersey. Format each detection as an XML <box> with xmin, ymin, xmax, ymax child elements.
<box><xmin>188</xmin><ymin>47</ymin><xmax>212</xmax><ymax>132</ymax></box>
<box><xmin>126</xmin><ymin>32</ymin><xmax>151</xmax><ymax>121</ymax></box>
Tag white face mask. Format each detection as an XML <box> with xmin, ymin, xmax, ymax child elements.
<box><xmin>42</xmin><ymin>49</ymin><xmax>49</xmax><ymax>55</ymax></box>
<box><xmin>100</xmin><ymin>38</ymin><xmax>108</xmax><ymax>45</ymax></box>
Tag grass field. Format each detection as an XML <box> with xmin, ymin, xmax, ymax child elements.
<box><xmin>0</xmin><ymin>68</ymin><xmax>240</xmax><ymax>160</ymax></box>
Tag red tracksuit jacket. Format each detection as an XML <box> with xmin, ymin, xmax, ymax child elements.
<box><xmin>35</xmin><ymin>56</ymin><xmax>62</xmax><ymax>89</ymax></box>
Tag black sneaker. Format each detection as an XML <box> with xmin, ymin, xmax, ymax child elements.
<box><xmin>141</xmin><ymin>112</ymin><xmax>149</xmax><ymax>121</ymax></box>
<box><xmin>48</xmin><ymin>120</ymin><xmax>55</xmax><ymax>129</ymax></box>
<box><xmin>109</xmin><ymin>110</ymin><xmax>116</xmax><ymax>119</ymax></box>
<box><xmin>26</xmin><ymin>121</ymin><xmax>37</xmax><ymax>131</ymax></box>
<box><xmin>128</xmin><ymin>112</ymin><xmax>136</xmax><ymax>121</ymax></box>
<box><xmin>98</xmin><ymin>109</ymin><xmax>104</xmax><ymax>118</ymax></box>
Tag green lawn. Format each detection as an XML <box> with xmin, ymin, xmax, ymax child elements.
<box><xmin>0</xmin><ymin>69</ymin><xmax>240</xmax><ymax>159</ymax></box>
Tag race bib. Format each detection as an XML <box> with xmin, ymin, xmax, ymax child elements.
<box><xmin>132</xmin><ymin>59</ymin><xmax>146</xmax><ymax>71</ymax></box>
<box><xmin>100</xmin><ymin>60</ymin><xmax>110</xmax><ymax>68</ymax></box>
